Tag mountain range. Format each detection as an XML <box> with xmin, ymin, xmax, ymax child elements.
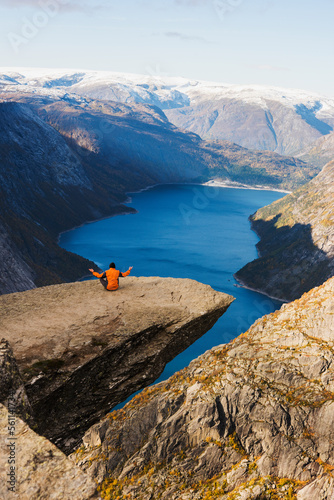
<box><xmin>1</xmin><ymin>67</ymin><xmax>334</xmax><ymax>158</ymax></box>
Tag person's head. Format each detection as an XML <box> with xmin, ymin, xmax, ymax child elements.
<box><xmin>109</xmin><ymin>262</ymin><xmax>116</xmax><ymax>268</ymax></box>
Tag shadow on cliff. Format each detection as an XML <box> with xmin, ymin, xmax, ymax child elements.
<box><xmin>235</xmin><ymin>214</ymin><xmax>333</xmax><ymax>302</ymax></box>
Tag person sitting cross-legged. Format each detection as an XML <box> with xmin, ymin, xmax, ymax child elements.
<box><xmin>89</xmin><ymin>262</ymin><xmax>133</xmax><ymax>291</ymax></box>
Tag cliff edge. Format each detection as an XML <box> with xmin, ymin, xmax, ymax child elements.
<box><xmin>73</xmin><ymin>277</ymin><xmax>334</xmax><ymax>500</ymax></box>
<box><xmin>0</xmin><ymin>277</ymin><xmax>234</xmax><ymax>454</ymax></box>
<box><xmin>235</xmin><ymin>160</ymin><xmax>334</xmax><ymax>301</ymax></box>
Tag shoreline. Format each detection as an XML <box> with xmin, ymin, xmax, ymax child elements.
<box><xmin>57</xmin><ymin>205</ymin><xmax>137</xmax><ymax>244</ymax></box>
<box><xmin>125</xmin><ymin>178</ymin><xmax>291</xmax><ymax>201</ymax></box>
<box><xmin>233</xmin><ymin>274</ymin><xmax>288</xmax><ymax>303</ymax></box>
<box><xmin>203</xmin><ymin>179</ymin><xmax>291</xmax><ymax>194</ymax></box>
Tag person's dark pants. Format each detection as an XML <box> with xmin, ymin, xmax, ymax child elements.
<box><xmin>99</xmin><ymin>278</ymin><xmax>119</xmax><ymax>290</ymax></box>
<box><xmin>100</xmin><ymin>278</ymin><xmax>109</xmax><ymax>289</ymax></box>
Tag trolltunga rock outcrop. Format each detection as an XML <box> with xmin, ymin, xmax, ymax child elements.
<box><xmin>0</xmin><ymin>277</ymin><xmax>234</xmax><ymax>454</ymax></box>
<box><xmin>72</xmin><ymin>277</ymin><xmax>334</xmax><ymax>500</ymax></box>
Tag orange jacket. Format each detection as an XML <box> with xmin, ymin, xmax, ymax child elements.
<box><xmin>92</xmin><ymin>267</ymin><xmax>131</xmax><ymax>290</ymax></box>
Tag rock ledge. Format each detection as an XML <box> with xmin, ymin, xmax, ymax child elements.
<box><xmin>0</xmin><ymin>277</ymin><xmax>234</xmax><ymax>454</ymax></box>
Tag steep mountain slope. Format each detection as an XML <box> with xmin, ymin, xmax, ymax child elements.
<box><xmin>2</xmin><ymin>89</ymin><xmax>316</xmax><ymax>190</ymax></box>
<box><xmin>297</xmin><ymin>130</ymin><xmax>334</xmax><ymax>168</ymax></box>
<box><xmin>22</xmin><ymin>95</ymin><xmax>222</xmax><ymax>184</ymax></box>
<box><xmin>1</xmin><ymin>68</ymin><xmax>334</xmax><ymax>155</ymax></box>
<box><xmin>0</xmin><ymin>101</ymin><xmax>102</xmax><ymax>294</ymax></box>
<box><xmin>165</xmin><ymin>93</ymin><xmax>334</xmax><ymax>156</ymax></box>
<box><xmin>0</xmin><ymin>219</ymin><xmax>36</xmax><ymax>294</ymax></box>
<box><xmin>72</xmin><ymin>277</ymin><xmax>334</xmax><ymax>500</ymax></box>
<box><xmin>203</xmin><ymin>140</ymin><xmax>318</xmax><ymax>190</ymax></box>
<box><xmin>235</xmin><ymin>160</ymin><xmax>334</xmax><ymax>301</ymax></box>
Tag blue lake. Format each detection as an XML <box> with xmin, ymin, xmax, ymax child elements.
<box><xmin>60</xmin><ymin>184</ymin><xmax>284</xmax><ymax>383</ymax></box>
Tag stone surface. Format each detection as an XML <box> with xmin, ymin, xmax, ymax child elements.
<box><xmin>0</xmin><ymin>404</ymin><xmax>99</xmax><ymax>499</ymax></box>
<box><xmin>73</xmin><ymin>277</ymin><xmax>334</xmax><ymax>499</ymax></box>
<box><xmin>297</xmin><ymin>475</ymin><xmax>334</xmax><ymax>500</ymax></box>
<box><xmin>0</xmin><ymin>277</ymin><xmax>233</xmax><ymax>454</ymax></box>
<box><xmin>0</xmin><ymin>339</ymin><xmax>34</xmax><ymax>427</ymax></box>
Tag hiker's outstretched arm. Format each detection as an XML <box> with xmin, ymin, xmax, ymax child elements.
<box><xmin>120</xmin><ymin>266</ymin><xmax>133</xmax><ymax>278</ymax></box>
<box><xmin>89</xmin><ymin>268</ymin><xmax>105</xmax><ymax>278</ymax></box>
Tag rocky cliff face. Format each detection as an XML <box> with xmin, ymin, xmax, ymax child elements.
<box><xmin>72</xmin><ymin>277</ymin><xmax>334</xmax><ymax>500</ymax></box>
<box><xmin>235</xmin><ymin>160</ymin><xmax>334</xmax><ymax>302</ymax></box>
<box><xmin>298</xmin><ymin>130</ymin><xmax>334</xmax><ymax>168</ymax></box>
<box><xmin>0</xmin><ymin>404</ymin><xmax>99</xmax><ymax>499</ymax></box>
<box><xmin>204</xmin><ymin>140</ymin><xmax>318</xmax><ymax>191</ymax></box>
<box><xmin>0</xmin><ymin>277</ymin><xmax>233</xmax><ymax>454</ymax></box>
<box><xmin>0</xmin><ymin>339</ymin><xmax>34</xmax><ymax>427</ymax></box>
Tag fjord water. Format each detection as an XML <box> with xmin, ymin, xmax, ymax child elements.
<box><xmin>60</xmin><ymin>184</ymin><xmax>284</xmax><ymax>382</ymax></box>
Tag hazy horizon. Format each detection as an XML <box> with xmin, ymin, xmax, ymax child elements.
<box><xmin>0</xmin><ymin>0</ymin><xmax>333</xmax><ymax>97</ymax></box>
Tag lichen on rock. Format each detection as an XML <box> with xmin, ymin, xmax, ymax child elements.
<box><xmin>72</xmin><ymin>277</ymin><xmax>334</xmax><ymax>500</ymax></box>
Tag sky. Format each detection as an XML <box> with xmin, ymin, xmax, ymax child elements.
<box><xmin>0</xmin><ymin>0</ymin><xmax>333</xmax><ymax>96</ymax></box>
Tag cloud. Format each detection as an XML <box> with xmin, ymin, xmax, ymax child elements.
<box><xmin>164</xmin><ymin>31</ymin><xmax>213</xmax><ymax>43</ymax></box>
<box><xmin>252</xmin><ymin>64</ymin><xmax>291</xmax><ymax>72</ymax></box>
<box><xmin>0</xmin><ymin>0</ymin><xmax>105</xmax><ymax>12</ymax></box>
<box><xmin>173</xmin><ymin>0</ymin><xmax>211</xmax><ymax>4</ymax></box>
<box><xmin>0</xmin><ymin>0</ymin><xmax>41</xmax><ymax>5</ymax></box>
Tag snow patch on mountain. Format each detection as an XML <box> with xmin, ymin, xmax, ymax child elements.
<box><xmin>1</xmin><ymin>67</ymin><xmax>334</xmax><ymax>155</ymax></box>
<box><xmin>1</xmin><ymin>67</ymin><xmax>334</xmax><ymax>113</ymax></box>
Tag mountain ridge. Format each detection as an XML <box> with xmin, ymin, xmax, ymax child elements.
<box><xmin>1</xmin><ymin>67</ymin><xmax>334</xmax><ymax>156</ymax></box>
